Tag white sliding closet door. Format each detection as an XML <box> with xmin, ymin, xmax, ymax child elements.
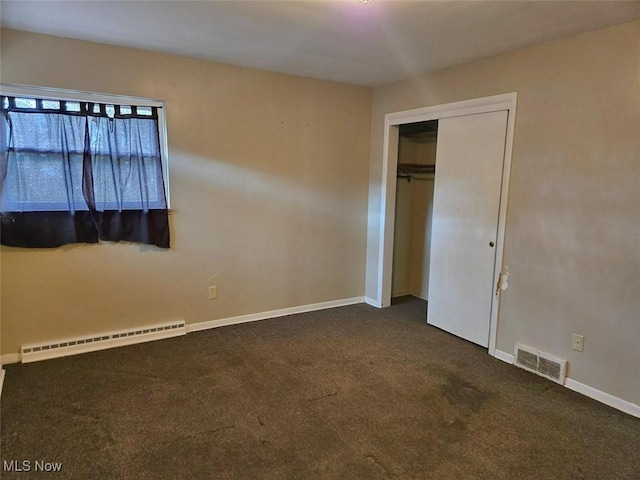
<box><xmin>427</xmin><ymin>110</ymin><xmax>508</xmax><ymax>347</ymax></box>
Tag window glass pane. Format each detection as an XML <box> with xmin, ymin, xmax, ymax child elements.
<box><xmin>65</xmin><ymin>102</ymin><xmax>81</xmax><ymax>112</ymax></box>
<box><xmin>85</xmin><ymin>116</ymin><xmax>165</xmax><ymax>210</ymax></box>
<box><xmin>3</xmin><ymin>151</ymin><xmax>87</xmax><ymax>211</ymax></box>
<box><xmin>1</xmin><ymin>111</ymin><xmax>88</xmax><ymax>211</ymax></box>
<box><xmin>42</xmin><ymin>100</ymin><xmax>60</xmax><ymax>110</ymax></box>
<box><xmin>15</xmin><ymin>98</ymin><xmax>36</xmax><ymax>109</ymax></box>
<box><xmin>137</xmin><ymin>106</ymin><xmax>152</xmax><ymax>116</ymax></box>
<box><xmin>120</xmin><ymin>106</ymin><xmax>132</xmax><ymax>115</ymax></box>
<box><xmin>106</xmin><ymin>105</ymin><xmax>115</xmax><ymax>118</ymax></box>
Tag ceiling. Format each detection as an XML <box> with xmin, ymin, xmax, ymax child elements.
<box><xmin>1</xmin><ymin>0</ymin><xmax>639</xmax><ymax>87</ymax></box>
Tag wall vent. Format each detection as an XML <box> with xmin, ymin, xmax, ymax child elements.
<box><xmin>21</xmin><ymin>321</ymin><xmax>186</xmax><ymax>363</ymax></box>
<box><xmin>514</xmin><ymin>343</ymin><xmax>567</xmax><ymax>384</ymax></box>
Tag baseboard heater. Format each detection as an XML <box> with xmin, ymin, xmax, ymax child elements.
<box><xmin>21</xmin><ymin>320</ymin><xmax>186</xmax><ymax>363</ymax></box>
<box><xmin>514</xmin><ymin>343</ymin><xmax>567</xmax><ymax>384</ymax></box>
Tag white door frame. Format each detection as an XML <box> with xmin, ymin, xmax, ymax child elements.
<box><xmin>374</xmin><ymin>92</ymin><xmax>517</xmax><ymax>355</ymax></box>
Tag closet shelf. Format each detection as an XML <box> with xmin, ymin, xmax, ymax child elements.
<box><xmin>397</xmin><ymin>163</ymin><xmax>435</xmax><ymax>176</ymax></box>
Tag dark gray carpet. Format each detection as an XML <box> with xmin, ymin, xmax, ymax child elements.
<box><xmin>2</xmin><ymin>297</ymin><xmax>639</xmax><ymax>479</ymax></box>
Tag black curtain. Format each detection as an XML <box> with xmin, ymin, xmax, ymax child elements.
<box><xmin>0</xmin><ymin>97</ymin><xmax>170</xmax><ymax>248</ymax></box>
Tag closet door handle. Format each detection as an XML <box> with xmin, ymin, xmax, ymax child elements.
<box><xmin>489</xmin><ymin>241</ymin><xmax>495</xmax><ymax>247</ymax></box>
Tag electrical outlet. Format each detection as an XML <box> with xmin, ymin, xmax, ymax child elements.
<box><xmin>572</xmin><ymin>333</ymin><xmax>584</xmax><ymax>352</ymax></box>
<box><xmin>208</xmin><ymin>286</ymin><xmax>218</xmax><ymax>300</ymax></box>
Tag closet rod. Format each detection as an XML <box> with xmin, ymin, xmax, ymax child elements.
<box><xmin>397</xmin><ymin>174</ymin><xmax>434</xmax><ymax>182</ymax></box>
<box><xmin>397</xmin><ymin>163</ymin><xmax>436</xmax><ymax>175</ymax></box>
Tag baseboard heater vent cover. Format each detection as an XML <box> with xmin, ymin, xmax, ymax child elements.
<box><xmin>21</xmin><ymin>321</ymin><xmax>186</xmax><ymax>363</ymax></box>
<box><xmin>514</xmin><ymin>343</ymin><xmax>567</xmax><ymax>384</ymax></box>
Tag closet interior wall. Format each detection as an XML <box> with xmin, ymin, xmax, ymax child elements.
<box><xmin>392</xmin><ymin>132</ymin><xmax>437</xmax><ymax>300</ymax></box>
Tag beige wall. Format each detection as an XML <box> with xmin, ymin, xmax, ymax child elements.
<box><xmin>0</xmin><ymin>29</ymin><xmax>372</xmax><ymax>354</ymax></box>
<box><xmin>367</xmin><ymin>20</ymin><xmax>640</xmax><ymax>405</ymax></box>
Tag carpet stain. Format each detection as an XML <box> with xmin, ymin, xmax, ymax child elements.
<box><xmin>440</xmin><ymin>374</ymin><xmax>489</xmax><ymax>413</ymax></box>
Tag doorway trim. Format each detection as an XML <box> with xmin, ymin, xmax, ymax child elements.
<box><xmin>374</xmin><ymin>92</ymin><xmax>517</xmax><ymax>355</ymax></box>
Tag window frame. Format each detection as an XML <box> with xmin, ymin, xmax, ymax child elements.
<box><xmin>0</xmin><ymin>83</ymin><xmax>171</xmax><ymax>209</ymax></box>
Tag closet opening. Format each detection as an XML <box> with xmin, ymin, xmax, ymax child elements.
<box><xmin>391</xmin><ymin>119</ymin><xmax>438</xmax><ymax>303</ymax></box>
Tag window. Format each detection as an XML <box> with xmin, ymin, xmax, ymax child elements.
<box><xmin>1</xmin><ymin>85</ymin><xmax>170</xmax><ymax>248</ymax></box>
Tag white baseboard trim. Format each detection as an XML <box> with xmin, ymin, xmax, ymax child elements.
<box><xmin>364</xmin><ymin>296</ymin><xmax>380</xmax><ymax>307</ymax></box>
<box><xmin>391</xmin><ymin>290</ymin><xmax>411</xmax><ymax>298</ymax></box>
<box><xmin>565</xmin><ymin>378</ymin><xmax>640</xmax><ymax>419</ymax></box>
<box><xmin>1</xmin><ymin>353</ymin><xmax>21</xmax><ymax>365</ymax></box>
<box><xmin>494</xmin><ymin>349</ymin><xmax>515</xmax><ymax>364</ymax></box>
<box><xmin>187</xmin><ymin>296</ymin><xmax>365</xmax><ymax>333</ymax></box>
<box><xmin>493</xmin><ymin>349</ymin><xmax>638</xmax><ymax>418</ymax></box>
<box><xmin>1</xmin><ymin>297</ymin><xmax>366</xmax><ymax>365</ymax></box>
<box><xmin>411</xmin><ymin>291</ymin><xmax>428</xmax><ymax>301</ymax></box>
<box><xmin>8</xmin><ymin>305</ymin><xmax>635</xmax><ymax>418</ymax></box>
